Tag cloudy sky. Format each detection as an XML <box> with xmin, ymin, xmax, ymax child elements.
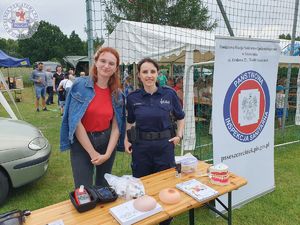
<box><xmin>0</xmin><ymin>0</ymin><xmax>87</xmax><ymax>40</ymax></box>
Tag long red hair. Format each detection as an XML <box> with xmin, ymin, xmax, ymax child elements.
<box><xmin>90</xmin><ymin>47</ymin><xmax>121</xmax><ymax>95</ymax></box>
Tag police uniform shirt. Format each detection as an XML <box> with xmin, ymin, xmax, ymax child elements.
<box><xmin>126</xmin><ymin>86</ymin><xmax>185</xmax><ymax>132</ymax></box>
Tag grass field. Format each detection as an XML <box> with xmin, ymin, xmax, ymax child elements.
<box><xmin>0</xmin><ymin>87</ymin><xmax>300</xmax><ymax>225</ymax></box>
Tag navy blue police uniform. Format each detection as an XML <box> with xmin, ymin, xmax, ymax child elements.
<box><xmin>126</xmin><ymin>85</ymin><xmax>185</xmax><ymax>178</ymax></box>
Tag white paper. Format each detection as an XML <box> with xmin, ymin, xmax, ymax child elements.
<box><xmin>47</xmin><ymin>219</ymin><xmax>65</xmax><ymax>225</ymax></box>
<box><xmin>109</xmin><ymin>199</ymin><xmax>162</xmax><ymax>225</ymax></box>
<box><xmin>176</xmin><ymin>179</ymin><xmax>218</xmax><ymax>202</ymax></box>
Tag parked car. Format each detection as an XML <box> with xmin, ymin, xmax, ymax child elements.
<box><xmin>0</xmin><ymin>117</ymin><xmax>51</xmax><ymax>205</ymax></box>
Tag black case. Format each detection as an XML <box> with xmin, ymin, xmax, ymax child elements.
<box><xmin>90</xmin><ymin>186</ymin><xmax>118</xmax><ymax>203</ymax></box>
<box><xmin>69</xmin><ymin>186</ymin><xmax>118</xmax><ymax>213</ymax></box>
<box><xmin>69</xmin><ymin>187</ymin><xmax>97</xmax><ymax>213</ymax></box>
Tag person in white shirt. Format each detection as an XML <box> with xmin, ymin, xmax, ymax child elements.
<box><xmin>45</xmin><ymin>67</ymin><xmax>54</xmax><ymax>105</ymax></box>
<box><xmin>57</xmin><ymin>74</ymin><xmax>73</xmax><ymax>116</ymax></box>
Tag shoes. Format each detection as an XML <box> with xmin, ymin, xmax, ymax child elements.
<box><xmin>36</xmin><ymin>108</ymin><xmax>40</xmax><ymax>112</ymax></box>
<box><xmin>46</xmin><ymin>103</ymin><xmax>51</xmax><ymax>105</ymax></box>
<box><xmin>43</xmin><ymin>107</ymin><xmax>48</xmax><ymax>111</ymax></box>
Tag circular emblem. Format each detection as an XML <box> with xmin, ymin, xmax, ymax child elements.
<box><xmin>223</xmin><ymin>70</ymin><xmax>270</xmax><ymax>142</ymax></box>
<box><xmin>3</xmin><ymin>2</ymin><xmax>39</xmax><ymax>39</ymax></box>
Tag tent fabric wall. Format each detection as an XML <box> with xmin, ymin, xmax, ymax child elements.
<box><xmin>63</xmin><ymin>56</ymin><xmax>89</xmax><ymax>68</ymax></box>
<box><xmin>182</xmin><ymin>45</ymin><xmax>196</xmax><ymax>152</ymax></box>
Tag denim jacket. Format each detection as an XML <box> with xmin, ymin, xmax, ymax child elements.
<box><xmin>60</xmin><ymin>76</ymin><xmax>126</xmax><ymax>151</ymax></box>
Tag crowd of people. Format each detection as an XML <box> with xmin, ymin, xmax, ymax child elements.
<box><xmin>30</xmin><ymin>63</ymin><xmax>87</xmax><ymax>115</ymax></box>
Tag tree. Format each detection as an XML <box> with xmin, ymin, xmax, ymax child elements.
<box><xmin>0</xmin><ymin>38</ymin><xmax>21</xmax><ymax>57</ymax></box>
<box><xmin>93</xmin><ymin>36</ymin><xmax>104</xmax><ymax>51</ymax></box>
<box><xmin>104</xmin><ymin>0</ymin><xmax>217</xmax><ymax>33</ymax></box>
<box><xmin>65</xmin><ymin>31</ymin><xmax>86</xmax><ymax>55</ymax></box>
<box><xmin>279</xmin><ymin>34</ymin><xmax>291</xmax><ymax>40</ymax></box>
<box><xmin>18</xmin><ymin>21</ymin><xmax>67</xmax><ymax>63</ymax></box>
<box><xmin>279</xmin><ymin>33</ymin><xmax>300</xmax><ymax>41</ymax></box>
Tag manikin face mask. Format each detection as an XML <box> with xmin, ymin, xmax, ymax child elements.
<box><xmin>0</xmin><ymin>210</ymin><xmax>31</xmax><ymax>225</ymax></box>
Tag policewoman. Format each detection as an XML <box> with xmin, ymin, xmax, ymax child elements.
<box><xmin>124</xmin><ymin>58</ymin><xmax>184</xmax><ymax>178</ymax></box>
<box><xmin>60</xmin><ymin>47</ymin><xmax>125</xmax><ymax>188</ymax></box>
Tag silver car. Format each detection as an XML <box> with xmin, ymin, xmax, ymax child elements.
<box><xmin>0</xmin><ymin>117</ymin><xmax>51</xmax><ymax>205</ymax></box>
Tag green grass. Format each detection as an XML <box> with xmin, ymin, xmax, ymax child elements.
<box><xmin>0</xmin><ymin>87</ymin><xmax>300</xmax><ymax>225</ymax></box>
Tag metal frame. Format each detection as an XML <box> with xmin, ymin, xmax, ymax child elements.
<box><xmin>188</xmin><ymin>192</ymin><xmax>232</xmax><ymax>225</ymax></box>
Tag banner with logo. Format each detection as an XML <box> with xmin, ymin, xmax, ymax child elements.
<box><xmin>212</xmin><ymin>36</ymin><xmax>280</xmax><ymax>208</ymax></box>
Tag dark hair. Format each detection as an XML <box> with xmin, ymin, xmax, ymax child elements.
<box><xmin>38</xmin><ymin>62</ymin><xmax>43</xmax><ymax>65</ymax></box>
<box><xmin>137</xmin><ymin>58</ymin><xmax>159</xmax><ymax>73</ymax></box>
<box><xmin>90</xmin><ymin>47</ymin><xmax>121</xmax><ymax>94</ymax></box>
<box><xmin>56</xmin><ymin>65</ymin><xmax>62</xmax><ymax>72</ymax></box>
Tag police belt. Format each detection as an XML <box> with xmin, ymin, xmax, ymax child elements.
<box><xmin>139</xmin><ymin>129</ymin><xmax>172</xmax><ymax>140</ymax></box>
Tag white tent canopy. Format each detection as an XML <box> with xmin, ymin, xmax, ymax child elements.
<box><xmin>103</xmin><ymin>20</ymin><xmax>215</xmax><ymax>65</ymax></box>
<box><xmin>103</xmin><ymin>20</ymin><xmax>298</xmax><ymax>64</ymax></box>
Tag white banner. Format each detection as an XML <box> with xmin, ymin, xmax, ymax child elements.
<box><xmin>213</xmin><ymin>36</ymin><xmax>280</xmax><ymax>209</ymax></box>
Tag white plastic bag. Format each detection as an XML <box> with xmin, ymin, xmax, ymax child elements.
<box><xmin>104</xmin><ymin>174</ymin><xmax>145</xmax><ymax>200</ymax></box>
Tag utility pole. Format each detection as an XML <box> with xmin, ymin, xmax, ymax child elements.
<box><xmin>282</xmin><ymin>0</ymin><xmax>299</xmax><ymax>129</ymax></box>
<box><xmin>86</xmin><ymin>0</ymin><xmax>94</xmax><ymax>67</ymax></box>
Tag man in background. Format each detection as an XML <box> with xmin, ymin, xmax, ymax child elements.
<box><xmin>45</xmin><ymin>67</ymin><xmax>54</xmax><ymax>105</ymax></box>
<box><xmin>157</xmin><ymin>71</ymin><xmax>168</xmax><ymax>86</ymax></box>
<box><xmin>30</xmin><ymin>62</ymin><xmax>48</xmax><ymax>112</ymax></box>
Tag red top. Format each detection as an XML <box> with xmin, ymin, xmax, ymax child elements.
<box><xmin>173</xmin><ymin>86</ymin><xmax>180</xmax><ymax>91</ymax></box>
<box><xmin>81</xmin><ymin>84</ymin><xmax>113</xmax><ymax>132</ymax></box>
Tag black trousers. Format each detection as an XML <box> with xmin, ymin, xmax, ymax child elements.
<box><xmin>131</xmin><ymin>139</ymin><xmax>175</xmax><ymax>225</ymax></box>
<box><xmin>46</xmin><ymin>86</ymin><xmax>54</xmax><ymax>104</ymax></box>
<box><xmin>70</xmin><ymin>128</ymin><xmax>116</xmax><ymax>188</ymax></box>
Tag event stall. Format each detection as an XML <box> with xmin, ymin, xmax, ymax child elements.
<box><xmin>103</xmin><ymin>20</ymin><xmax>215</xmax><ymax>152</ymax></box>
<box><xmin>103</xmin><ymin>20</ymin><xmax>300</xmax><ymax>152</ymax></box>
<box><xmin>0</xmin><ymin>50</ymin><xmax>29</xmax><ymax>119</ymax></box>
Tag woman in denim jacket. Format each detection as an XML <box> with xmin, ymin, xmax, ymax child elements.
<box><xmin>60</xmin><ymin>47</ymin><xmax>125</xmax><ymax>188</ymax></box>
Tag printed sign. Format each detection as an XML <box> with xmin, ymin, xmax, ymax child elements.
<box><xmin>213</xmin><ymin>36</ymin><xmax>280</xmax><ymax>209</ymax></box>
<box><xmin>223</xmin><ymin>70</ymin><xmax>270</xmax><ymax>142</ymax></box>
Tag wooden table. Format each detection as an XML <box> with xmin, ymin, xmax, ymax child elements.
<box><xmin>0</xmin><ymin>88</ymin><xmax>23</xmax><ymax>101</ymax></box>
<box><xmin>26</xmin><ymin>161</ymin><xmax>247</xmax><ymax>225</ymax></box>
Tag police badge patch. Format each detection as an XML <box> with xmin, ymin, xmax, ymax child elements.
<box><xmin>223</xmin><ymin>70</ymin><xmax>270</xmax><ymax>142</ymax></box>
<box><xmin>3</xmin><ymin>2</ymin><xmax>39</xmax><ymax>39</ymax></box>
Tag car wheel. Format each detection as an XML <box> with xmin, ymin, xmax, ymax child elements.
<box><xmin>0</xmin><ymin>170</ymin><xmax>9</xmax><ymax>205</ymax></box>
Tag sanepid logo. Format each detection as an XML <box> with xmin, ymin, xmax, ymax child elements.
<box><xmin>223</xmin><ymin>70</ymin><xmax>270</xmax><ymax>142</ymax></box>
<box><xmin>3</xmin><ymin>2</ymin><xmax>39</xmax><ymax>39</ymax></box>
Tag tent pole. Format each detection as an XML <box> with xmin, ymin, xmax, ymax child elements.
<box><xmin>133</xmin><ymin>63</ymin><xmax>137</xmax><ymax>89</ymax></box>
